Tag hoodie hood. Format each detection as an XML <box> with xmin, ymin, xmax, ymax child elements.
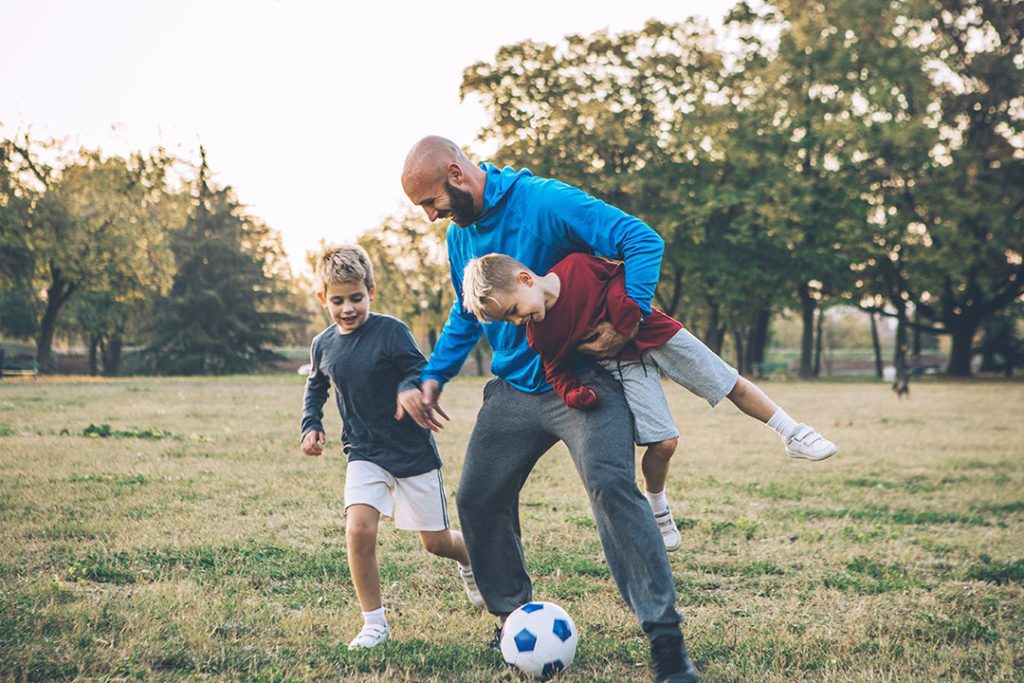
<box><xmin>474</xmin><ymin>163</ymin><xmax>534</xmax><ymax>227</ymax></box>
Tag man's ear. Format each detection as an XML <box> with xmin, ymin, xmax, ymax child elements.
<box><xmin>446</xmin><ymin>162</ymin><xmax>463</xmax><ymax>186</ymax></box>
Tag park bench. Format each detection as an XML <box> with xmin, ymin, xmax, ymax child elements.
<box><xmin>752</xmin><ymin>361</ymin><xmax>789</xmax><ymax>378</ymax></box>
<box><xmin>1</xmin><ymin>358</ymin><xmax>40</xmax><ymax>379</ymax></box>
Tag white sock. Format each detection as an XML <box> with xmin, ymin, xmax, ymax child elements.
<box><xmin>767</xmin><ymin>408</ymin><xmax>800</xmax><ymax>440</ymax></box>
<box><xmin>644</xmin><ymin>489</ymin><xmax>670</xmax><ymax>515</ymax></box>
<box><xmin>362</xmin><ymin>607</ymin><xmax>387</xmax><ymax>628</ymax></box>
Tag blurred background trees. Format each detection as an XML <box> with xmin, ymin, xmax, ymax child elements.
<box><xmin>1</xmin><ymin>0</ymin><xmax>1020</xmax><ymax>380</ymax></box>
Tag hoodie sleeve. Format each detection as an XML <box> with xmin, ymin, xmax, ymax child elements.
<box><xmin>538</xmin><ymin>180</ymin><xmax>664</xmax><ymax>314</ymax></box>
<box><xmin>421</xmin><ymin>229</ymin><xmax>484</xmax><ymax>388</ymax></box>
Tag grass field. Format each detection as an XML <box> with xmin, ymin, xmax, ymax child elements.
<box><xmin>1</xmin><ymin>376</ymin><xmax>1022</xmax><ymax>682</ymax></box>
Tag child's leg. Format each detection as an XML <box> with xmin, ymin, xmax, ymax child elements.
<box><xmin>649</xmin><ymin>329</ymin><xmax>837</xmax><ymax>460</ymax></box>
<box><xmin>597</xmin><ymin>358</ymin><xmax>682</xmax><ymax>551</ymax></box>
<box><xmin>725</xmin><ymin>376</ymin><xmax>779</xmax><ymax>422</ymax></box>
<box><xmin>641</xmin><ymin>437</ymin><xmax>679</xmax><ymax>497</ymax></box>
<box><xmin>419</xmin><ymin>528</ymin><xmax>470</xmax><ymax>566</ymax></box>
<box><xmin>393</xmin><ymin>469</ymin><xmax>485</xmax><ymax>608</ymax></box>
<box><xmin>343</xmin><ymin>461</ymin><xmax>395</xmax><ymax>649</ymax></box>
<box><xmin>346</xmin><ymin>503</ymin><xmax>383</xmax><ymax>612</ymax></box>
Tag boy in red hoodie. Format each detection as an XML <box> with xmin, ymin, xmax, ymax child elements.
<box><xmin>463</xmin><ymin>252</ymin><xmax>837</xmax><ymax>551</ymax></box>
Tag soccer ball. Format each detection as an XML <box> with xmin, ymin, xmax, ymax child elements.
<box><xmin>500</xmin><ymin>601</ymin><xmax>578</xmax><ymax>681</ymax></box>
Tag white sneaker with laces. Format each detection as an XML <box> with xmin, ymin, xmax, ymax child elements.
<box><xmin>347</xmin><ymin>622</ymin><xmax>390</xmax><ymax>650</ymax></box>
<box><xmin>459</xmin><ymin>564</ymin><xmax>485</xmax><ymax>608</ymax></box>
<box><xmin>654</xmin><ymin>508</ymin><xmax>681</xmax><ymax>552</ymax></box>
<box><xmin>785</xmin><ymin>424</ymin><xmax>838</xmax><ymax>461</ymax></box>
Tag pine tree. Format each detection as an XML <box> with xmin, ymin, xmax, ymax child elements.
<box><xmin>149</xmin><ymin>148</ymin><xmax>296</xmax><ymax>374</ymax></box>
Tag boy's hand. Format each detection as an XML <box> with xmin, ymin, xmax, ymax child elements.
<box><xmin>566</xmin><ymin>385</ymin><xmax>601</xmax><ymax>410</ymax></box>
<box><xmin>576</xmin><ymin>320</ymin><xmax>638</xmax><ymax>358</ymax></box>
<box><xmin>301</xmin><ymin>430</ymin><xmax>326</xmax><ymax>456</ymax></box>
<box><xmin>396</xmin><ymin>381</ymin><xmax>450</xmax><ymax>432</ymax></box>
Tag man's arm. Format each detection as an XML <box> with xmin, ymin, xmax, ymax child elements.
<box><xmin>388</xmin><ymin>320</ymin><xmax>451</xmax><ymax>431</ymax></box>
<box><xmin>541</xmin><ymin>181</ymin><xmax>665</xmax><ymax>313</ymax></box>
<box><xmin>421</xmin><ymin>230</ymin><xmax>485</xmax><ymax>387</ymax></box>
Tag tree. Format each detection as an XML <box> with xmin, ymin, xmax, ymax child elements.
<box><xmin>148</xmin><ymin>148</ymin><xmax>298</xmax><ymax>374</ymax></box>
<box><xmin>0</xmin><ymin>137</ymin><xmax>180</xmax><ymax>372</ymax></box>
<box><xmin>357</xmin><ymin>209</ymin><xmax>454</xmax><ymax>351</ymax></box>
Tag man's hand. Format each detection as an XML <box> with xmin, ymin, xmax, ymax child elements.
<box><xmin>396</xmin><ymin>380</ymin><xmax>451</xmax><ymax>432</ymax></box>
<box><xmin>301</xmin><ymin>430</ymin><xmax>325</xmax><ymax>456</ymax></box>
<box><xmin>576</xmin><ymin>321</ymin><xmax>639</xmax><ymax>359</ymax></box>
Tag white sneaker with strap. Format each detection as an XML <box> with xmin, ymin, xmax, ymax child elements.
<box><xmin>348</xmin><ymin>622</ymin><xmax>390</xmax><ymax>650</ymax></box>
<box><xmin>654</xmin><ymin>508</ymin><xmax>682</xmax><ymax>552</ymax></box>
<box><xmin>785</xmin><ymin>424</ymin><xmax>838</xmax><ymax>461</ymax></box>
<box><xmin>458</xmin><ymin>564</ymin><xmax>485</xmax><ymax>608</ymax></box>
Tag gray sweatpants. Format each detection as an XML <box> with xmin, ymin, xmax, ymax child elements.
<box><xmin>456</xmin><ymin>366</ymin><xmax>682</xmax><ymax>638</ymax></box>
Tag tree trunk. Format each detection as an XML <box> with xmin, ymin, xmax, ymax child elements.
<box><xmin>813</xmin><ymin>306</ymin><xmax>825</xmax><ymax>378</ymax></box>
<box><xmin>893</xmin><ymin>301</ymin><xmax>910</xmax><ymax>397</ymax></box>
<box><xmin>870</xmin><ymin>312</ymin><xmax>883</xmax><ymax>379</ymax></box>
<box><xmin>732</xmin><ymin>327</ymin><xmax>748</xmax><ymax>376</ymax></box>
<box><xmin>473</xmin><ymin>344</ymin><xmax>485</xmax><ymax>376</ymax></box>
<box><xmin>748</xmin><ymin>309</ymin><xmax>770</xmax><ymax>367</ymax></box>
<box><xmin>103</xmin><ymin>334</ymin><xmax>123</xmax><ymax>377</ymax></box>
<box><xmin>797</xmin><ymin>283</ymin><xmax>816</xmax><ymax>378</ymax></box>
<box><xmin>35</xmin><ymin>268</ymin><xmax>76</xmax><ymax>373</ymax></box>
<box><xmin>704</xmin><ymin>301</ymin><xmax>725</xmax><ymax>355</ymax></box>
<box><xmin>427</xmin><ymin>328</ymin><xmax>438</xmax><ymax>354</ymax></box>
<box><xmin>88</xmin><ymin>334</ymin><xmax>100</xmax><ymax>376</ymax></box>
<box><xmin>947</xmin><ymin>321</ymin><xmax>979</xmax><ymax>377</ymax></box>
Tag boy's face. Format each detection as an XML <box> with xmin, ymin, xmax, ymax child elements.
<box><xmin>318</xmin><ymin>280</ymin><xmax>374</xmax><ymax>334</ymax></box>
<box><xmin>483</xmin><ymin>278</ymin><xmax>548</xmax><ymax>326</ymax></box>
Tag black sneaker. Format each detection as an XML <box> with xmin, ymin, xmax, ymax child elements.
<box><xmin>650</xmin><ymin>633</ymin><xmax>700</xmax><ymax>682</ymax></box>
<box><xmin>489</xmin><ymin>624</ymin><xmax>503</xmax><ymax>652</ymax></box>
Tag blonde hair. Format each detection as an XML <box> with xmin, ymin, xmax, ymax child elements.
<box><xmin>315</xmin><ymin>244</ymin><xmax>375</xmax><ymax>293</ymax></box>
<box><xmin>462</xmin><ymin>253</ymin><xmax>529</xmax><ymax>322</ymax></box>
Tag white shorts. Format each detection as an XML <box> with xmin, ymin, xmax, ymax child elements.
<box><xmin>600</xmin><ymin>328</ymin><xmax>739</xmax><ymax>445</ymax></box>
<box><xmin>343</xmin><ymin>460</ymin><xmax>450</xmax><ymax>532</ymax></box>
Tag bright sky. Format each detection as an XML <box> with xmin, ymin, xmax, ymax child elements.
<box><xmin>2</xmin><ymin>0</ymin><xmax>735</xmax><ymax>274</ymax></box>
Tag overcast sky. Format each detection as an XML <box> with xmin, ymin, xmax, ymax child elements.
<box><xmin>2</xmin><ymin>0</ymin><xmax>735</xmax><ymax>274</ymax></box>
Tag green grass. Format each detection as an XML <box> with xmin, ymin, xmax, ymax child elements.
<box><xmin>1</xmin><ymin>376</ymin><xmax>1022</xmax><ymax>681</ymax></box>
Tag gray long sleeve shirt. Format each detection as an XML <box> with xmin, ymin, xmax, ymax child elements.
<box><xmin>300</xmin><ymin>314</ymin><xmax>441</xmax><ymax>478</ymax></box>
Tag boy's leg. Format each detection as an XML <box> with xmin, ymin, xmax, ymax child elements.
<box><xmin>544</xmin><ymin>367</ymin><xmax>682</xmax><ymax>636</ymax></box>
<box><xmin>456</xmin><ymin>379</ymin><xmax>559</xmax><ymax>618</ymax></box>
<box><xmin>599</xmin><ymin>356</ymin><xmax>684</xmax><ymax>551</ymax></box>
<box><xmin>343</xmin><ymin>461</ymin><xmax>394</xmax><ymax>649</ymax></box>
<box><xmin>389</xmin><ymin>468</ymin><xmax>484</xmax><ymax>608</ymax></box>
<box><xmin>650</xmin><ymin>330</ymin><xmax>837</xmax><ymax>461</ymax></box>
<box><xmin>346</xmin><ymin>504</ymin><xmax>383</xmax><ymax>612</ymax></box>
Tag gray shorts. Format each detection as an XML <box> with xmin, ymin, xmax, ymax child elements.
<box><xmin>599</xmin><ymin>328</ymin><xmax>739</xmax><ymax>445</ymax></box>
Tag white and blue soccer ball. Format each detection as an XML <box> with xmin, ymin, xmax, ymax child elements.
<box><xmin>500</xmin><ymin>601</ymin><xmax>579</xmax><ymax>681</ymax></box>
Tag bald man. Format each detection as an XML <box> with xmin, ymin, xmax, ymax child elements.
<box><xmin>398</xmin><ymin>136</ymin><xmax>699</xmax><ymax>683</ymax></box>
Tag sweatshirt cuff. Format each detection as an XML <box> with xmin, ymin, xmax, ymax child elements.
<box><xmin>420</xmin><ymin>371</ymin><xmax>447</xmax><ymax>389</ymax></box>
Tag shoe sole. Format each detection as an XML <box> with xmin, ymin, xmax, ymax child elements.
<box><xmin>787</xmin><ymin>446</ymin><xmax>838</xmax><ymax>461</ymax></box>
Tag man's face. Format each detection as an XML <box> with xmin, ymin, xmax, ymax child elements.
<box><xmin>317</xmin><ymin>280</ymin><xmax>374</xmax><ymax>333</ymax></box>
<box><xmin>407</xmin><ymin>175</ymin><xmax>479</xmax><ymax>227</ymax></box>
<box><xmin>482</xmin><ymin>282</ymin><xmax>548</xmax><ymax>326</ymax></box>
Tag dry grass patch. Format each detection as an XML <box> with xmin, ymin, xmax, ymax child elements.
<box><xmin>1</xmin><ymin>376</ymin><xmax>1022</xmax><ymax>681</ymax></box>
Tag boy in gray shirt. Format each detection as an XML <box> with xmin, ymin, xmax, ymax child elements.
<box><xmin>300</xmin><ymin>244</ymin><xmax>482</xmax><ymax>650</ymax></box>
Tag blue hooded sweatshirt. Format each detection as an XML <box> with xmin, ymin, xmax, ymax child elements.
<box><xmin>422</xmin><ymin>163</ymin><xmax>666</xmax><ymax>394</ymax></box>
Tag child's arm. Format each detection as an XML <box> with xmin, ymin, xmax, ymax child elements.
<box><xmin>528</xmin><ymin>329</ymin><xmax>600</xmax><ymax>410</ymax></box>
<box><xmin>541</xmin><ymin>356</ymin><xmax>601</xmax><ymax>410</ymax></box>
<box><xmin>605</xmin><ymin>273</ymin><xmax>644</xmax><ymax>336</ymax></box>
<box><xmin>300</xmin><ymin>341</ymin><xmax>330</xmax><ymax>455</ymax></box>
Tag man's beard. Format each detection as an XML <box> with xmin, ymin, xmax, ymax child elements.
<box><xmin>445</xmin><ymin>181</ymin><xmax>478</xmax><ymax>226</ymax></box>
